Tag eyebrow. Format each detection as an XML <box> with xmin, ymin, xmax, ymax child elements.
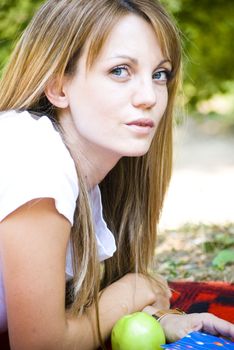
<box><xmin>109</xmin><ymin>55</ymin><xmax>171</xmax><ymax>67</ymax></box>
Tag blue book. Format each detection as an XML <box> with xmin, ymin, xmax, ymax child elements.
<box><xmin>162</xmin><ymin>331</ymin><xmax>234</xmax><ymax>349</ymax></box>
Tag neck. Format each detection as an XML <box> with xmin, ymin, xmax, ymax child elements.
<box><xmin>58</xmin><ymin>111</ymin><xmax>120</xmax><ymax>189</ymax></box>
<box><xmin>70</xmin><ymin>142</ymin><xmax>120</xmax><ymax>189</ymax></box>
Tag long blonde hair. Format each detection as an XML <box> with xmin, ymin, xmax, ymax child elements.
<box><xmin>0</xmin><ymin>0</ymin><xmax>181</xmax><ymax>338</ymax></box>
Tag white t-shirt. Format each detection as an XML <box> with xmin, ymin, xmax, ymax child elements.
<box><xmin>0</xmin><ymin>110</ymin><xmax>116</xmax><ymax>332</ymax></box>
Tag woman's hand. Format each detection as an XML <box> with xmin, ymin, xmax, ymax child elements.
<box><xmin>159</xmin><ymin>312</ymin><xmax>234</xmax><ymax>343</ymax></box>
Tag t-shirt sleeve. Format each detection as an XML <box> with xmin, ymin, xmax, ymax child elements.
<box><xmin>0</xmin><ymin>111</ymin><xmax>78</xmax><ymax>225</ymax></box>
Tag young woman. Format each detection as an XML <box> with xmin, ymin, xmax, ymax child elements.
<box><xmin>0</xmin><ymin>1</ymin><xmax>233</xmax><ymax>349</ymax></box>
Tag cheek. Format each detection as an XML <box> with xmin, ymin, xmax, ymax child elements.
<box><xmin>72</xmin><ymin>91</ymin><xmax>113</xmax><ymax>130</ymax></box>
<box><xmin>88</xmin><ymin>86</ymin><xmax>122</xmax><ymax>119</ymax></box>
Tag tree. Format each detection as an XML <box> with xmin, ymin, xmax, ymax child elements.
<box><xmin>162</xmin><ymin>0</ymin><xmax>234</xmax><ymax>108</ymax></box>
<box><xmin>0</xmin><ymin>0</ymin><xmax>43</xmax><ymax>67</ymax></box>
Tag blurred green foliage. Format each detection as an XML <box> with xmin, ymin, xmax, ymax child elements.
<box><xmin>162</xmin><ymin>0</ymin><xmax>234</xmax><ymax>110</ymax></box>
<box><xmin>0</xmin><ymin>0</ymin><xmax>233</xmax><ymax>111</ymax></box>
<box><xmin>0</xmin><ymin>0</ymin><xmax>42</xmax><ymax>66</ymax></box>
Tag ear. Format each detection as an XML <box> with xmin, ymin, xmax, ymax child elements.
<box><xmin>45</xmin><ymin>77</ymin><xmax>69</xmax><ymax>109</ymax></box>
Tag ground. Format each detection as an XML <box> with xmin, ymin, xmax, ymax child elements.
<box><xmin>156</xmin><ymin>118</ymin><xmax>234</xmax><ymax>282</ymax></box>
<box><xmin>156</xmin><ymin>223</ymin><xmax>234</xmax><ymax>282</ymax></box>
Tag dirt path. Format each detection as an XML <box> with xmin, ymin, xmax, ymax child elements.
<box><xmin>160</xmin><ymin>118</ymin><xmax>234</xmax><ymax>230</ymax></box>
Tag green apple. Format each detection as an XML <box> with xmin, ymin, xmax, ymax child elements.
<box><xmin>111</xmin><ymin>311</ymin><xmax>166</xmax><ymax>350</ymax></box>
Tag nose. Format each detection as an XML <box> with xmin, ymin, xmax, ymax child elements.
<box><xmin>132</xmin><ymin>78</ymin><xmax>157</xmax><ymax>110</ymax></box>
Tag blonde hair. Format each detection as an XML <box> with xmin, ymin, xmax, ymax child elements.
<box><xmin>0</xmin><ymin>0</ymin><xmax>181</xmax><ymax>344</ymax></box>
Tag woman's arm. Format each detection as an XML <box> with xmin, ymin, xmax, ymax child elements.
<box><xmin>0</xmin><ymin>199</ymin><xmax>169</xmax><ymax>350</ymax></box>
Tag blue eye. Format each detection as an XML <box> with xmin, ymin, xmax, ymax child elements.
<box><xmin>111</xmin><ymin>65</ymin><xmax>129</xmax><ymax>78</ymax></box>
<box><xmin>153</xmin><ymin>70</ymin><xmax>171</xmax><ymax>82</ymax></box>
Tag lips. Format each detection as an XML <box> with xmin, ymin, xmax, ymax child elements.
<box><xmin>126</xmin><ymin>119</ymin><xmax>155</xmax><ymax>128</ymax></box>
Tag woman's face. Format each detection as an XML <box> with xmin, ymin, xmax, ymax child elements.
<box><xmin>61</xmin><ymin>14</ymin><xmax>171</xmax><ymax>161</ymax></box>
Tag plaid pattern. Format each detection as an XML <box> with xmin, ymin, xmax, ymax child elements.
<box><xmin>169</xmin><ymin>281</ymin><xmax>234</xmax><ymax>323</ymax></box>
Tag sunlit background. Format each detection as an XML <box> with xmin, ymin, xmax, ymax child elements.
<box><xmin>159</xmin><ymin>0</ymin><xmax>234</xmax><ymax>229</ymax></box>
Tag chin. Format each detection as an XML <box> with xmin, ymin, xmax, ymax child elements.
<box><xmin>122</xmin><ymin>147</ymin><xmax>150</xmax><ymax>158</ymax></box>
<box><xmin>111</xmin><ymin>141</ymin><xmax>152</xmax><ymax>159</ymax></box>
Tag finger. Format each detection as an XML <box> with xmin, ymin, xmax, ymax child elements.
<box><xmin>213</xmin><ymin>320</ymin><xmax>234</xmax><ymax>339</ymax></box>
<box><xmin>202</xmin><ymin>313</ymin><xmax>234</xmax><ymax>338</ymax></box>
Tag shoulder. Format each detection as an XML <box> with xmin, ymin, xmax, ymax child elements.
<box><xmin>0</xmin><ymin>110</ymin><xmax>54</xmax><ymax>156</ymax></box>
<box><xmin>0</xmin><ymin>110</ymin><xmax>78</xmax><ymax>225</ymax></box>
<box><xmin>0</xmin><ymin>109</ymin><xmax>48</xmax><ymax>135</ymax></box>
<box><xmin>0</xmin><ymin>109</ymin><xmax>69</xmax><ymax>163</ymax></box>
<box><xmin>0</xmin><ymin>110</ymin><xmax>75</xmax><ymax>176</ymax></box>
<box><xmin>1</xmin><ymin>110</ymin><xmax>62</xmax><ymax>152</ymax></box>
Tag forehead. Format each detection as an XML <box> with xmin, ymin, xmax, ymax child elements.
<box><xmin>81</xmin><ymin>13</ymin><xmax>167</xmax><ymax>70</ymax></box>
<box><xmin>97</xmin><ymin>14</ymin><xmax>164</xmax><ymax>62</ymax></box>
